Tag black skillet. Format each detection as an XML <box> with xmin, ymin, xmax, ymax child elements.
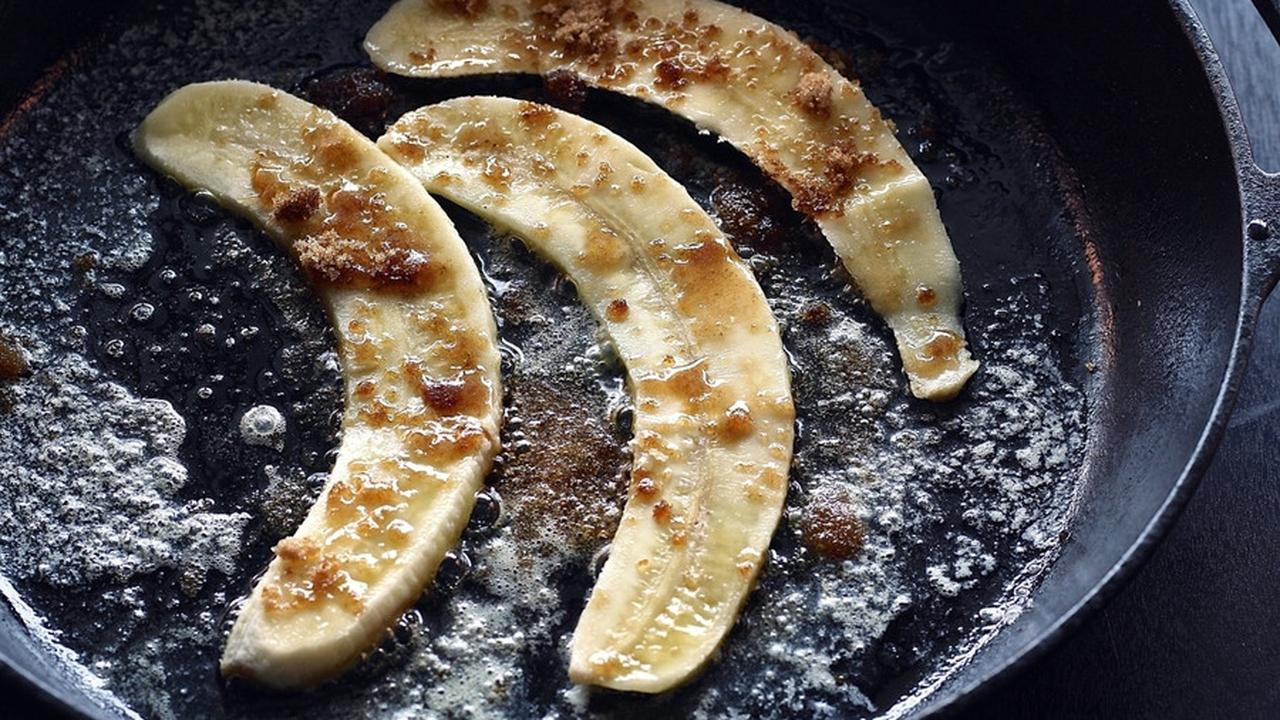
<box><xmin>1</xmin><ymin>0</ymin><xmax>1278</xmax><ymax>717</ymax></box>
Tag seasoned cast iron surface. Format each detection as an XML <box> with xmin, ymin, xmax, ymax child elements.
<box><xmin>0</xmin><ymin>1</ymin><xmax>1093</xmax><ymax>717</ymax></box>
<box><xmin>959</xmin><ymin>2</ymin><xmax>1280</xmax><ymax>717</ymax></box>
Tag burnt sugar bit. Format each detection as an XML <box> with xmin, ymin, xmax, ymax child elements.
<box><xmin>0</xmin><ymin>335</ymin><xmax>29</xmax><ymax>381</ymax></box>
<box><xmin>300</xmin><ymin>67</ymin><xmax>397</xmax><ymax>137</ymax></box>
<box><xmin>800</xmin><ymin>483</ymin><xmax>866</xmax><ymax>560</ymax></box>
<box><xmin>709</xmin><ymin>181</ymin><xmax>789</xmax><ymax>252</ymax></box>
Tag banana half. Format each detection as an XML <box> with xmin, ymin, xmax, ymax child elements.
<box><xmin>364</xmin><ymin>0</ymin><xmax>979</xmax><ymax>401</ymax></box>
<box><xmin>134</xmin><ymin>81</ymin><xmax>502</xmax><ymax>690</ymax></box>
<box><xmin>379</xmin><ymin>97</ymin><xmax>795</xmax><ymax>693</ymax></box>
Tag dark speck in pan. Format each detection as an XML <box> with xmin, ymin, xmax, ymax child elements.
<box><xmin>0</xmin><ymin>335</ymin><xmax>29</xmax><ymax>381</ymax></box>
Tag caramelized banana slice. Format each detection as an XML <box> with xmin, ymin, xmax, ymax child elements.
<box><xmin>134</xmin><ymin>81</ymin><xmax>502</xmax><ymax>690</ymax></box>
<box><xmin>364</xmin><ymin>0</ymin><xmax>978</xmax><ymax>400</ymax></box>
<box><xmin>380</xmin><ymin>97</ymin><xmax>794</xmax><ymax>692</ymax></box>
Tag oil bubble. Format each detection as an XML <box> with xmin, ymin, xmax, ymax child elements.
<box><xmin>129</xmin><ymin>302</ymin><xmax>155</xmax><ymax>323</ymax></box>
<box><xmin>239</xmin><ymin>404</ymin><xmax>286</xmax><ymax>451</ymax></box>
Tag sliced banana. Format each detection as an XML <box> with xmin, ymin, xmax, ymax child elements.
<box><xmin>379</xmin><ymin>96</ymin><xmax>794</xmax><ymax>693</ymax></box>
<box><xmin>365</xmin><ymin>0</ymin><xmax>979</xmax><ymax>400</ymax></box>
<box><xmin>134</xmin><ymin>81</ymin><xmax>502</xmax><ymax>690</ymax></box>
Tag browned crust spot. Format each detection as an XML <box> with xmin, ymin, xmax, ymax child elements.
<box><xmin>588</xmin><ymin>652</ymin><xmax>625</xmax><ymax>678</ymax></box>
<box><xmin>392</xmin><ymin>137</ymin><xmax>427</xmax><ymax>163</ymax></box>
<box><xmin>262</xmin><ymin>537</ymin><xmax>365</xmax><ymax>615</ymax></box>
<box><xmin>403</xmin><ymin>361</ymin><xmax>491</xmax><ymax>417</ymax></box>
<box><xmin>604</xmin><ymin>298</ymin><xmax>629</xmax><ymax>322</ymax></box>
<box><xmin>275</xmin><ymin>536</ymin><xmax>319</xmax><ymax>567</ymax></box>
<box><xmin>639</xmin><ymin>360</ymin><xmax>718</xmax><ymax>408</ymax></box>
<box><xmin>916</xmin><ymin>285</ymin><xmax>937</xmax><ymax>308</ymax></box>
<box><xmin>578</xmin><ymin>226</ymin><xmax>626</xmax><ymax>270</ymax></box>
<box><xmin>653</xmin><ymin>57</ymin><xmax>688</xmax><ymax>89</ymax></box>
<box><xmin>255</xmin><ymin>91</ymin><xmax>279</xmax><ymax>110</ymax></box>
<box><xmin>326</xmin><ymin>472</ymin><xmax>401</xmax><ymax>521</ymax></box>
<box><xmin>718</xmin><ymin>401</ymin><xmax>753</xmax><ymax>440</ymax></box>
<box><xmin>481</xmin><ymin>156</ymin><xmax>513</xmax><ymax>191</ymax></box>
<box><xmin>354</xmin><ymin>379</ymin><xmax>377</xmax><ymax>400</ymax></box>
<box><xmin>309</xmin><ymin>555</ymin><xmax>353</xmax><ymax>602</ymax></box>
<box><xmin>405</xmin><ymin>418</ymin><xmax>489</xmax><ymax>463</ymax></box>
<box><xmin>517</xmin><ymin>100</ymin><xmax>556</xmax><ymax>127</ymax></box>
<box><xmin>249</xmin><ymin>150</ymin><xmax>441</xmax><ymax>292</ymax></box>
<box><xmin>653</xmin><ymin>54</ymin><xmax>730</xmax><ymax>89</ymax></box>
<box><xmin>409</xmin><ymin>47</ymin><xmax>439</xmax><ymax>65</ymax></box>
<box><xmin>666</xmin><ymin>237</ymin><xmax>745</xmax><ymax>319</ymax></box>
<box><xmin>593</xmin><ymin>161</ymin><xmax>614</xmax><ymax>187</ymax></box>
<box><xmin>912</xmin><ymin>330</ymin><xmax>963</xmax><ymax>373</ymax></box>
<box><xmin>272</xmin><ymin>186</ymin><xmax>321</xmax><ymax>223</ymax></box>
<box><xmin>306</xmin><ymin>127</ymin><xmax>361</xmax><ymax>171</ymax></box>
<box><xmin>633</xmin><ymin>474</ymin><xmax>658</xmax><ymax>499</ymax></box>
<box><xmin>250</xmin><ymin>160</ymin><xmax>289</xmax><ymax>207</ymax></box>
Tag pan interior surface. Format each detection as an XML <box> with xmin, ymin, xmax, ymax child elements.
<box><xmin>915</xmin><ymin>0</ymin><xmax>1244</xmax><ymax>710</ymax></box>
<box><xmin>0</xmin><ymin>0</ymin><xmax>1237</xmax><ymax>717</ymax></box>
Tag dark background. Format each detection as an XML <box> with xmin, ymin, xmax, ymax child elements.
<box><xmin>6</xmin><ymin>0</ymin><xmax>1280</xmax><ymax>718</ymax></box>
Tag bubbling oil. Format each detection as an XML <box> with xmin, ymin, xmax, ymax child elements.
<box><xmin>0</xmin><ymin>0</ymin><xmax>1090</xmax><ymax>718</ymax></box>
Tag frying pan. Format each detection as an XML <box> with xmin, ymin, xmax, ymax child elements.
<box><xmin>0</xmin><ymin>0</ymin><xmax>1277</xmax><ymax>717</ymax></box>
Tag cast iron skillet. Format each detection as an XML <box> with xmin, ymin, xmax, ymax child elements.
<box><xmin>1</xmin><ymin>0</ymin><xmax>1278</xmax><ymax>717</ymax></box>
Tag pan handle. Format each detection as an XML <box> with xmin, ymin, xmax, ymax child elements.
<box><xmin>1241</xmin><ymin>170</ymin><xmax>1280</xmax><ymax>299</ymax></box>
<box><xmin>1241</xmin><ymin>1</ymin><xmax>1280</xmax><ymax>294</ymax></box>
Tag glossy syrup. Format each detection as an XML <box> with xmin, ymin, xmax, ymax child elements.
<box><xmin>0</xmin><ymin>1</ymin><xmax>1091</xmax><ymax>718</ymax></box>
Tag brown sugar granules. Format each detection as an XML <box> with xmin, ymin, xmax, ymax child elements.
<box><xmin>493</xmin><ymin>375</ymin><xmax>628</xmax><ymax>550</ymax></box>
<box><xmin>535</xmin><ymin>0</ymin><xmax>631</xmax><ymax>65</ymax></box>
<box><xmin>791</xmin><ymin>71</ymin><xmax>834</xmax><ymax>118</ymax></box>
<box><xmin>296</xmin><ymin>230</ymin><xmax>434</xmax><ymax>290</ymax></box>
<box><xmin>790</xmin><ymin>140</ymin><xmax>879</xmax><ymax>217</ymax></box>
